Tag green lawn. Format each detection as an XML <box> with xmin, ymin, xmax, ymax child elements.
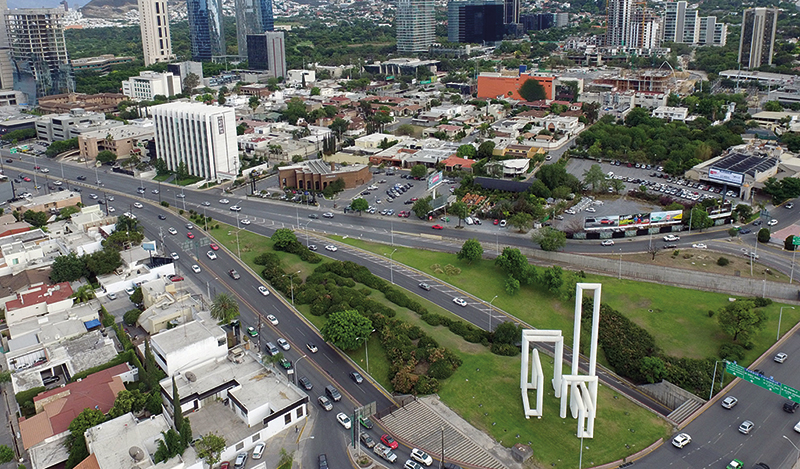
<box><xmin>176</xmin><ymin>176</ymin><xmax>204</xmax><ymax>186</ymax></box>
<box><xmin>153</xmin><ymin>173</ymin><xmax>171</xmax><ymax>182</ymax></box>
<box><xmin>335</xmin><ymin>236</ymin><xmax>799</xmax><ymax>367</ymax></box>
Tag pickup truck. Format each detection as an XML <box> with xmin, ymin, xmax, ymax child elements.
<box><xmin>373</xmin><ymin>443</ymin><xmax>398</xmax><ymax>463</ymax></box>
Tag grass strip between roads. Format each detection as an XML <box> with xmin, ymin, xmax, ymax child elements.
<box><xmin>208</xmin><ymin>223</ymin><xmax>671</xmax><ymax>468</ymax></box>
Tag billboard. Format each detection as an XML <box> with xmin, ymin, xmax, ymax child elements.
<box><xmin>427</xmin><ymin>171</ymin><xmax>443</xmax><ymax>191</ymax></box>
<box><xmin>584</xmin><ymin>210</ymin><xmax>682</xmax><ymax>230</ymax></box>
<box><xmin>709</xmin><ymin>167</ymin><xmax>745</xmax><ymax>186</ymax></box>
<box><xmin>584</xmin><ymin>216</ymin><xmax>619</xmax><ymax>229</ymax></box>
<box><xmin>142</xmin><ymin>241</ymin><xmax>157</xmax><ymax>252</ymax></box>
<box><xmin>650</xmin><ymin>210</ymin><xmax>683</xmax><ymax>224</ymax></box>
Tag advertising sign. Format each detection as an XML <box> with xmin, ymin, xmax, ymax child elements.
<box><xmin>650</xmin><ymin>210</ymin><xmax>683</xmax><ymax>224</ymax></box>
<box><xmin>584</xmin><ymin>216</ymin><xmax>619</xmax><ymax>229</ymax></box>
<box><xmin>618</xmin><ymin>213</ymin><xmax>651</xmax><ymax>227</ymax></box>
<box><xmin>142</xmin><ymin>241</ymin><xmax>157</xmax><ymax>252</ymax></box>
<box><xmin>709</xmin><ymin>167</ymin><xmax>745</xmax><ymax>186</ymax></box>
<box><xmin>427</xmin><ymin>171</ymin><xmax>443</xmax><ymax>191</ymax></box>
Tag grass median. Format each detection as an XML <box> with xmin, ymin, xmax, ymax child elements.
<box><xmin>206</xmin><ymin>222</ymin><xmax>671</xmax><ymax>468</ymax></box>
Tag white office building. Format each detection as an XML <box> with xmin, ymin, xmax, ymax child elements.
<box><xmin>138</xmin><ymin>0</ymin><xmax>175</xmax><ymax>66</ymax></box>
<box><xmin>121</xmin><ymin>71</ymin><xmax>181</xmax><ymax>101</ymax></box>
<box><xmin>152</xmin><ymin>102</ymin><xmax>238</xmax><ymax>182</ymax></box>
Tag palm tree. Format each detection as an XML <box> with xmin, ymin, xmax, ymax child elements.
<box><xmin>210</xmin><ymin>292</ymin><xmax>240</xmax><ymax>324</ymax></box>
<box><xmin>72</xmin><ymin>285</ymin><xmax>96</xmax><ymax>304</ymax></box>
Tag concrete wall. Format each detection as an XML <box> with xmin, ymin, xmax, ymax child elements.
<box><xmin>638</xmin><ymin>380</ymin><xmax>706</xmax><ymax>410</ymax></box>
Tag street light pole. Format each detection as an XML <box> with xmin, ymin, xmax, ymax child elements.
<box><xmin>778</xmin><ymin>306</ymin><xmax>795</xmax><ymax>341</ymax></box>
<box><xmin>783</xmin><ymin>435</ymin><xmax>800</xmax><ymax>462</ymax></box>
<box><xmin>294</xmin><ymin>354</ymin><xmax>308</xmax><ymax>386</ymax></box>
<box><xmin>488</xmin><ymin>295</ymin><xmax>498</xmax><ymax>331</ymax></box>
<box><xmin>385</xmin><ymin>248</ymin><xmax>397</xmax><ymax>284</ymax></box>
<box><xmin>283</xmin><ymin>270</ymin><xmax>301</xmax><ymax>305</ymax></box>
<box><xmin>618</xmin><ymin>248</ymin><xmax>622</xmax><ymax>280</ymax></box>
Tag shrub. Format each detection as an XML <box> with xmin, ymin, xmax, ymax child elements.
<box><xmin>123</xmin><ymin>308</ymin><xmax>142</xmax><ymax>326</ymax></box>
<box><xmin>179</xmin><ymin>209</ymin><xmax>184</xmax><ymax>215</ymax></box>
<box><xmin>718</xmin><ymin>343</ymin><xmax>746</xmax><ymax>361</ymax></box>
<box><xmin>708</xmin><ymin>310</ymin><xmax>715</xmax><ymax>317</ymax></box>
<box><xmin>160</xmin><ymin>201</ymin><xmax>169</xmax><ymax>207</ymax></box>
<box><xmin>752</xmin><ymin>297</ymin><xmax>773</xmax><ymax>307</ymax></box>
<box><xmin>414</xmin><ymin>375</ymin><xmax>439</xmax><ymax>395</ymax></box>
<box><xmin>422</xmin><ymin>314</ymin><xmax>441</xmax><ymax>326</ymax></box>
<box><xmin>491</xmin><ymin>343</ymin><xmax>520</xmax><ymax>356</ymax></box>
<box><xmin>428</xmin><ymin>359</ymin><xmax>457</xmax><ymax>379</ymax></box>
<box><xmin>717</xmin><ymin>257</ymin><xmax>730</xmax><ymax>266</ymax></box>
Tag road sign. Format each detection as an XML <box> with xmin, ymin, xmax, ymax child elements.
<box><xmin>793</xmin><ymin>235</ymin><xmax>800</xmax><ymax>246</ymax></box>
<box><xmin>726</xmin><ymin>361</ymin><xmax>800</xmax><ymax>402</ymax></box>
<box><xmin>9</xmin><ymin>148</ymin><xmax>16</xmax><ymax>154</ymax></box>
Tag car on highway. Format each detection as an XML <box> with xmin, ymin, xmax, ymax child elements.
<box><xmin>158</xmin><ymin>214</ymin><xmax>166</xmax><ymax>220</ymax></box>
<box><xmin>319</xmin><ymin>454</ymin><xmax>329</xmax><ymax>469</ymax></box>
<box><xmin>241</xmin><ymin>218</ymin><xmax>251</xmax><ymax>225</ymax></box>
<box><xmin>77</xmin><ymin>175</ymin><xmax>86</xmax><ymax>181</ymax></box>
<box><xmin>133</xmin><ymin>202</ymin><xmax>143</xmax><ymax>208</ymax></box>
<box><xmin>186</xmin><ymin>223</ymin><xmax>194</xmax><ymax>229</ymax></box>
<box><xmin>726</xmin><ymin>459</ymin><xmax>743</xmax><ymax>469</ymax></box>
<box><xmin>794</xmin><ymin>420</ymin><xmax>800</xmax><ymax>433</ymax></box>
<box><xmin>247</xmin><ymin>327</ymin><xmax>258</xmax><ymax>338</ymax></box>
<box><xmin>381</xmin><ymin>434</ymin><xmax>399</xmax><ymax>450</ymax></box>
<box><xmin>187</xmin><ymin>232</ymin><xmax>194</xmax><ymax>239</ymax></box>
<box><xmin>267</xmin><ymin>314</ymin><xmax>279</xmax><ymax>325</ymax></box>
<box><xmin>209</xmin><ymin>243</ymin><xmax>219</xmax><ymax>251</ymax></box>
<box><xmin>168</xmin><ymin>227</ymin><xmax>177</xmax><ymax>235</ymax></box>
<box><xmin>350</xmin><ymin>371</ymin><xmax>363</xmax><ymax>384</ymax></box>
<box><xmin>176</xmin><ymin>193</ymin><xmax>185</xmax><ymax>198</ymax></box>
<box><xmin>202</xmin><ymin>201</ymin><xmax>211</xmax><ymax>206</ymax></box>
<box><xmin>739</xmin><ymin>228</ymin><xmax>752</xmax><ymax>234</ymax></box>
<box><xmin>265</xmin><ymin>343</ymin><xmax>279</xmax><ymax>356</ymax></box>
<box><xmin>663</xmin><ymin>234</ymin><xmax>680</xmax><ymax>242</ymax></box>
<box><xmin>411</xmin><ymin>448</ymin><xmax>433</xmax><ymax>466</ymax></box>
<box><xmin>692</xmin><ymin>243</ymin><xmax>707</xmax><ymax>249</ymax></box>
<box><xmin>336</xmin><ymin>412</ymin><xmax>352</xmax><ymax>429</ymax></box>
<box><xmin>359</xmin><ymin>416</ymin><xmax>374</xmax><ymax>429</ymax></box>
<box><xmin>601</xmin><ymin>240</ymin><xmax>614</xmax><ymax>246</ymax></box>
<box><xmin>252</xmin><ymin>443</ymin><xmax>265</xmax><ymax>460</ymax></box>
<box><xmin>431</xmin><ymin>224</ymin><xmax>444</xmax><ymax>230</ymax></box>
<box><xmin>405</xmin><ymin>460</ymin><xmax>424</xmax><ymax>469</ymax></box>
<box><xmin>219</xmin><ymin>199</ymin><xmax>229</xmax><ymax>204</ymax></box>
<box><xmin>53</xmin><ymin>180</ymin><xmax>62</xmax><ymax>186</ymax></box>
<box><xmin>277</xmin><ymin>338</ymin><xmax>290</xmax><ymax>350</ymax></box>
<box><xmin>323</xmin><ymin>212</ymin><xmax>334</xmax><ymax>218</ymax></box>
<box><xmin>738</xmin><ymin>420</ymin><xmax>754</xmax><ymax>434</ymax></box>
<box><xmin>325</xmin><ymin>245</ymin><xmax>338</xmax><ymax>252</ymax></box>
<box><xmin>279</xmin><ymin>358</ymin><xmax>292</xmax><ymax>370</ymax></box>
<box><xmin>191</xmin><ymin>265</ymin><xmax>201</xmax><ymax>273</ymax></box>
<box><xmin>298</xmin><ymin>376</ymin><xmax>313</xmax><ymax>391</ymax></box>
<box><xmin>317</xmin><ymin>395</ymin><xmax>333</xmax><ymax>411</ymax></box>
<box><xmin>672</xmin><ymin>432</ymin><xmax>691</xmax><ymax>448</ymax></box>
<box><xmin>151</xmin><ymin>189</ymin><xmax>159</xmax><ymax>194</ymax></box>
<box><xmin>752</xmin><ymin>219</ymin><xmax>762</xmax><ymax>226</ymax></box>
<box><xmin>229</xmin><ymin>269</ymin><xmax>240</xmax><ymax>280</ymax></box>
<box><xmin>107</xmin><ymin>206</ymin><xmax>115</xmax><ymax>213</ymax></box>
<box><xmin>419</xmin><ymin>282</ymin><xmax>431</xmax><ymax>291</ymax></box>
<box><xmin>170</xmin><ymin>252</ymin><xmax>179</xmax><ymax>260</ymax></box>
<box><xmin>453</xmin><ymin>298</ymin><xmax>467</xmax><ymax>307</ymax></box>
<box><xmin>258</xmin><ymin>286</ymin><xmax>270</xmax><ymax>296</ymax></box>
<box><xmin>785</xmin><ymin>401</ymin><xmax>799</xmax><ymax>413</ymax></box>
<box><xmin>360</xmin><ymin>433</ymin><xmax>376</xmax><ymax>449</ymax></box>
<box><xmin>308</xmin><ymin>245</ymin><xmax>317</xmax><ymax>251</ymax></box>
<box><xmin>721</xmin><ymin>396</ymin><xmax>738</xmax><ymax>409</ymax></box>
<box><xmin>89</xmin><ymin>193</ymin><xmax>98</xmax><ymax>199</ymax></box>
<box><xmin>230</xmin><ymin>205</ymin><xmax>241</xmax><ymax>211</ymax></box>
<box><xmin>306</xmin><ymin>343</ymin><xmax>318</xmax><ymax>353</ymax></box>
<box><xmin>775</xmin><ymin>352</ymin><xmax>788</xmax><ymax>363</ymax></box>
<box><xmin>207</xmin><ymin>251</ymin><xmax>217</xmax><ymax>260</ymax></box>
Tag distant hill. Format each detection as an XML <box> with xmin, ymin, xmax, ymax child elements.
<box><xmin>80</xmin><ymin>0</ymin><xmax>138</xmax><ymax>18</ymax></box>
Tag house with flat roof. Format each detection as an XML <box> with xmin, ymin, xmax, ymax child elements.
<box><xmin>8</xmin><ymin>190</ymin><xmax>81</xmax><ymax>214</ymax></box>
<box><xmin>144</xmin><ymin>312</ymin><xmax>228</xmax><ymax>377</ymax></box>
<box><xmin>4</xmin><ymin>282</ymin><xmax>73</xmax><ymax>327</ymax></box>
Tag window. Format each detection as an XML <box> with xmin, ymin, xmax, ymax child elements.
<box><xmin>235</xmin><ymin>442</ymin><xmax>244</xmax><ymax>451</ymax></box>
<box><xmin>284</xmin><ymin>413</ymin><xmax>291</xmax><ymax>425</ymax></box>
<box><xmin>296</xmin><ymin>406</ymin><xmax>304</xmax><ymax>418</ymax></box>
<box><xmin>251</xmin><ymin>433</ymin><xmax>260</xmax><ymax>442</ymax></box>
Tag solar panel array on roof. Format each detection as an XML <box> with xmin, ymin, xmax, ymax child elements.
<box><xmin>474</xmin><ymin>177</ymin><xmax>533</xmax><ymax>193</ymax></box>
<box><xmin>713</xmin><ymin>152</ymin><xmax>778</xmax><ymax>176</ymax></box>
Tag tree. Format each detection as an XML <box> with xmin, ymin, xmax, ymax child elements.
<box><xmin>582</xmin><ymin>164</ymin><xmax>608</xmax><ymax>193</ymax></box>
<box><xmin>210</xmin><ymin>292</ymin><xmax>240</xmax><ymax>324</ymax></box>
<box><xmin>196</xmin><ymin>433</ymin><xmax>226</xmax><ymax>467</ymax></box>
<box><xmin>108</xmin><ymin>389</ymin><xmax>148</xmax><ymax>418</ymax></box>
<box><xmin>717</xmin><ymin>300</ymin><xmax>766</xmax><ymax>342</ymax></box>
<box><xmin>0</xmin><ymin>371</ymin><xmax>11</xmax><ymax>383</ymax></box>
<box><xmin>785</xmin><ymin>235</ymin><xmax>798</xmax><ymax>251</ymax></box>
<box><xmin>0</xmin><ymin>445</ymin><xmax>13</xmax><ymax>464</ymax></box>
<box><xmin>96</xmin><ymin>150</ymin><xmax>117</xmax><ymax>164</ymax></box>
<box><xmin>176</xmin><ymin>161</ymin><xmax>189</xmax><ymax>181</ymax></box>
<box><xmin>66</xmin><ymin>408</ymin><xmax>107</xmax><ymax>467</ymax></box>
<box><xmin>284</xmin><ymin>98</ymin><xmax>308</xmax><ymax>124</ymax></box>
<box><xmin>104</xmin><ymin>229</ymin><xmax>144</xmax><ymax>251</ymax></box>
<box><xmin>412</xmin><ymin>197</ymin><xmax>433</xmax><ymax>219</ymax></box>
<box><xmin>450</xmin><ymin>201</ymin><xmax>468</xmax><ymax>227</ymax></box>
<box><xmin>457</xmin><ymin>238</ymin><xmax>483</xmax><ymax>264</ymax></box>
<box><xmin>410</xmin><ymin>164</ymin><xmax>428</xmax><ymax>179</ymax></box>
<box><xmin>764</xmin><ymin>100</ymin><xmax>783</xmax><ymax>112</ymax></box>
<box><xmin>124</xmin><ymin>308</ymin><xmax>143</xmax><ymax>326</ymax></box>
<box><xmin>172</xmin><ymin>377</ymin><xmax>183</xmax><ymax>430</ymax></box>
<box><xmin>758</xmin><ymin>227</ymin><xmax>771</xmax><ymax>243</ymax></box>
<box><xmin>321</xmin><ymin>309</ymin><xmax>373</xmax><ymax>351</ymax></box>
<box><xmin>72</xmin><ymin>284</ymin><xmax>95</xmax><ymax>304</ymax></box>
<box><xmin>272</xmin><ymin>228</ymin><xmax>298</xmax><ymax>249</ymax></box>
<box><xmin>518</xmin><ymin>78</ymin><xmax>546</xmax><ymax>101</ymax></box>
<box><xmin>51</xmin><ymin>252</ymin><xmax>86</xmax><ymax>282</ymax></box>
<box><xmin>492</xmin><ymin>321</ymin><xmax>521</xmax><ymax>345</ymax></box>
<box><xmin>508</xmin><ymin>212</ymin><xmax>533</xmax><ymax>232</ymax></box>
<box><xmin>689</xmin><ymin>206</ymin><xmax>713</xmax><ymax>230</ymax></box>
<box><xmin>397</xmin><ymin>124</ymin><xmax>414</xmax><ymax>136</ymax></box>
<box><xmin>495</xmin><ymin>247</ymin><xmax>529</xmax><ymax>278</ymax></box>
<box><xmin>217</xmin><ymin>89</ymin><xmax>226</xmax><ymax>105</ymax></box>
<box><xmin>154</xmin><ymin>158</ymin><xmax>169</xmax><ymax>175</ymax></box>
<box><xmin>456</xmin><ymin>144</ymin><xmax>476</xmax><ymax>158</ymax></box>
<box><xmin>505</xmin><ymin>275</ymin><xmax>520</xmax><ymax>295</ymax></box>
<box><xmin>248</xmin><ymin>96</ymin><xmax>260</xmax><ymax>113</ymax></box>
<box><xmin>329</xmin><ymin>118</ymin><xmax>350</xmax><ymax>139</ymax></box>
<box><xmin>733</xmin><ymin>204</ymin><xmax>753</xmax><ymax>222</ymax></box>
<box><xmin>130</xmin><ymin>286</ymin><xmax>143</xmax><ymax>306</ymax></box>
<box><xmin>532</xmin><ymin>227</ymin><xmax>566</xmax><ymax>251</ymax></box>
<box><xmin>22</xmin><ymin>210</ymin><xmax>48</xmax><ymax>228</ymax></box>
<box><xmin>477</xmin><ymin>141</ymin><xmax>495</xmax><ymax>159</ymax></box>
<box><xmin>84</xmin><ymin>247</ymin><xmax>122</xmax><ymax>276</ymax></box>
<box><xmin>310</xmin><ymin>87</ymin><xmax>321</xmax><ymax>96</ymax></box>
<box><xmin>639</xmin><ymin>356</ymin><xmax>667</xmax><ymax>384</ymax></box>
<box><xmin>182</xmin><ymin>73</ymin><xmax>199</xmax><ymax>94</ymax></box>
<box><xmin>350</xmin><ymin>197</ymin><xmax>368</xmax><ymax>214</ymax></box>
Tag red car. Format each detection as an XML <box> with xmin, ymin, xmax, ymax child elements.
<box><xmin>431</xmin><ymin>224</ymin><xmax>443</xmax><ymax>230</ymax></box>
<box><xmin>187</xmin><ymin>232</ymin><xmax>194</xmax><ymax>239</ymax></box>
<box><xmin>169</xmin><ymin>275</ymin><xmax>184</xmax><ymax>282</ymax></box>
<box><xmin>493</xmin><ymin>219</ymin><xmax>499</xmax><ymax>225</ymax></box>
<box><xmin>381</xmin><ymin>434</ymin><xmax>398</xmax><ymax>449</ymax></box>
<box><xmin>209</xmin><ymin>243</ymin><xmax>219</xmax><ymax>251</ymax></box>
<box><xmin>220</xmin><ymin>463</ymin><xmax>230</xmax><ymax>469</ymax></box>
<box><xmin>23</xmin><ymin>177</ymin><xmax>31</xmax><ymax>182</ymax></box>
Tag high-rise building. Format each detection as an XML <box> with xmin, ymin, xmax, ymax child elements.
<box><xmin>247</xmin><ymin>31</ymin><xmax>285</xmax><ymax>79</ymax></box>
<box><xmin>6</xmin><ymin>8</ymin><xmax>73</xmax><ymax>103</ymax></box>
<box><xmin>447</xmin><ymin>0</ymin><xmax>504</xmax><ymax>44</ymax></box>
<box><xmin>0</xmin><ymin>0</ymin><xmax>13</xmax><ymax>92</ymax></box>
<box><xmin>234</xmin><ymin>0</ymin><xmax>273</xmax><ymax>59</ymax></box>
<box><xmin>396</xmin><ymin>0</ymin><xmax>435</xmax><ymax>54</ymax></box>
<box><xmin>138</xmin><ymin>0</ymin><xmax>174</xmax><ymax>66</ymax></box>
<box><xmin>520</xmin><ymin>13</ymin><xmax>553</xmax><ymax>32</ymax></box>
<box><xmin>503</xmin><ymin>0</ymin><xmax>519</xmax><ymax>24</ymax></box>
<box><xmin>121</xmin><ymin>71</ymin><xmax>181</xmax><ymax>101</ymax></box>
<box><xmin>698</xmin><ymin>16</ymin><xmax>726</xmax><ymax>46</ymax></box>
<box><xmin>554</xmin><ymin>12</ymin><xmax>569</xmax><ymax>27</ymax></box>
<box><xmin>739</xmin><ymin>7</ymin><xmax>777</xmax><ymax>69</ymax></box>
<box><xmin>186</xmin><ymin>0</ymin><xmax>224</xmax><ymax>62</ymax></box>
<box><xmin>605</xmin><ymin>0</ymin><xmax>633</xmax><ymax>46</ymax></box>
<box><xmin>662</xmin><ymin>1</ymin><xmax>698</xmax><ymax>43</ymax></box>
<box><xmin>152</xmin><ymin>102</ymin><xmax>238</xmax><ymax>182</ymax></box>
<box><xmin>630</xmin><ymin>9</ymin><xmax>661</xmax><ymax>49</ymax></box>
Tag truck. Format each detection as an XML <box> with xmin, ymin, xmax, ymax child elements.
<box><xmin>373</xmin><ymin>443</ymin><xmax>398</xmax><ymax>463</ymax></box>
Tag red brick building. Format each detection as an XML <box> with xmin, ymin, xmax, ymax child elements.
<box><xmin>278</xmin><ymin>160</ymin><xmax>371</xmax><ymax>191</ymax></box>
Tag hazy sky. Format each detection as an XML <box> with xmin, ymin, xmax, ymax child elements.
<box><xmin>9</xmin><ymin>0</ymin><xmax>70</xmax><ymax>8</ymax></box>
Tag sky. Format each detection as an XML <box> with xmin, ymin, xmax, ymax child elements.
<box><xmin>9</xmin><ymin>0</ymin><xmax>69</xmax><ymax>8</ymax></box>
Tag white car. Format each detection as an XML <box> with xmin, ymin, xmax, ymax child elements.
<box><xmin>499</xmin><ymin>219</ymin><xmax>507</xmax><ymax>227</ymax></box>
<box><xmin>191</xmin><ymin>265</ymin><xmax>201</xmax><ymax>273</ymax></box>
<box><xmin>410</xmin><ymin>448</ymin><xmax>433</xmax><ymax>466</ymax></box>
<box><xmin>122</xmin><ymin>212</ymin><xmax>136</xmax><ymax>219</ymax></box>
<box><xmin>768</xmin><ymin>219</ymin><xmax>779</xmax><ymax>226</ymax></box>
<box><xmin>230</xmin><ymin>205</ymin><xmax>241</xmax><ymax>212</ymax></box>
<box><xmin>325</xmin><ymin>245</ymin><xmax>338</xmax><ymax>252</ymax></box>
<box><xmin>721</xmin><ymin>396</ymin><xmax>738</xmax><ymax>409</ymax></box>
<box><xmin>133</xmin><ymin>202</ymin><xmax>143</xmax><ymax>209</ymax></box>
<box><xmin>240</xmin><ymin>218</ymin><xmax>251</xmax><ymax>225</ymax></box>
<box><xmin>306</xmin><ymin>343</ymin><xmax>318</xmax><ymax>353</ymax></box>
<box><xmin>267</xmin><ymin>314</ymin><xmax>279</xmax><ymax>325</ymax></box>
<box><xmin>258</xmin><ymin>286</ymin><xmax>270</xmax><ymax>296</ymax></box>
<box><xmin>794</xmin><ymin>420</ymin><xmax>800</xmax><ymax>433</ymax></box>
<box><xmin>252</xmin><ymin>442</ymin><xmax>265</xmax><ymax>460</ymax></box>
<box><xmin>176</xmin><ymin>193</ymin><xmax>185</xmax><ymax>198</ymax></box>
<box><xmin>323</xmin><ymin>212</ymin><xmax>334</xmax><ymax>218</ymax></box>
<box><xmin>277</xmin><ymin>338</ymin><xmax>290</xmax><ymax>350</ymax></box>
<box><xmin>663</xmin><ymin>234</ymin><xmax>680</xmax><ymax>242</ymax></box>
<box><xmin>453</xmin><ymin>298</ymin><xmax>467</xmax><ymax>307</ymax></box>
<box><xmin>775</xmin><ymin>352</ymin><xmax>788</xmax><ymax>363</ymax></box>
<box><xmin>585</xmin><ymin>207</ymin><xmax>597</xmax><ymax>213</ymax></box>
<box><xmin>601</xmin><ymin>240</ymin><xmax>614</xmax><ymax>246</ymax></box>
<box><xmin>107</xmin><ymin>196</ymin><xmax>115</xmax><ymax>201</ymax></box>
<box><xmin>168</xmin><ymin>227</ymin><xmax>178</xmax><ymax>235</ymax></box>
<box><xmin>692</xmin><ymin>243</ymin><xmax>707</xmax><ymax>249</ymax></box>
<box><xmin>53</xmin><ymin>180</ymin><xmax>62</xmax><ymax>186</ymax></box>
<box><xmin>151</xmin><ymin>189</ymin><xmax>159</xmax><ymax>194</ymax></box>
<box><xmin>125</xmin><ymin>287</ymin><xmax>135</xmax><ymax>296</ymax></box>
<box><xmin>202</xmin><ymin>201</ymin><xmax>211</xmax><ymax>206</ymax></box>
<box><xmin>207</xmin><ymin>251</ymin><xmax>217</xmax><ymax>260</ymax></box>
<box><xmin>107</xmin><ymin>206</ymin><xmax>115</xmax><ymax>213</ymax></box>
<box><xmin>336</xmin><ymin>412</ymin><xmax>351</xmax><ymax>429</ymax></box>
<box><xmin>672</xmin><ymin>432</ymin><xmax>691</xmax><ymax>448</ymax></box>
<box><xmin>89</xmin><ymin>193</ymin><xmax>98</xmax><ymax>199</ymax></box>
<box><xmin>219</xmin><ymin>198</ymin><xmax>229</xmax><ymax>204</ymax></box>
<box><xmin>170</xmin><ymin>252</ymin><xmax>179</xmax><ymax>260</ymax></box>
<box><xmin>564</xmin><ymin>209</ymin><xmax>576</xmax><ymax>215</ymax></box>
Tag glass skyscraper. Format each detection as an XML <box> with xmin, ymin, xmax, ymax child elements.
<box><xmin>187</xmin><ymin>0</ymin><xmax>224</xmax><ymax>61</ymax></box>
<box><xmin>235</xmin><ymin>0</ymin><xmax>274</xmax><ymax>59</ymax></box>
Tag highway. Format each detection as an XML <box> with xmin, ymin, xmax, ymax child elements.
<box><xmin>5</xmin><ymin>152</ymin><xmax>800</xmax><ymax>468</ymax></box>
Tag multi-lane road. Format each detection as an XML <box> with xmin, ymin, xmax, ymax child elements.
<box><xmin>5</xmin><ymin>151</ymin><xmax>800</xmax><ymax>468</ymax></box>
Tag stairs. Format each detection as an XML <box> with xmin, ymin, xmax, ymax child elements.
<box><xmin>667</xmin><ymin>399</ymin><xmax>703</xmax><ymax>425</ymax></box>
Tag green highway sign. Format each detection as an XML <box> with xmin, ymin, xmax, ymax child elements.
<box><xmin>726</xmin><ymin>361</ymin><xmax>800</xmax><ymax>402</ymax></box>
<box><xmin>9</xmin><ymin>148</ymin><xmax>16</xmax><ymax>154</ymax></box>
<box><xmin>793</xmin><ymin>236</ymin><xmax>800</xmax><ymax>246</ymax></box>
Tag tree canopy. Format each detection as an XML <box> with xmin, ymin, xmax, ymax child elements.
<box><xmin>350</xmin><ymin>197</ymin><xmax>369</xmax><ymax>214</ymax></box>
<box><xmin>410</xmin><ymin>164</ymin><xmax>428</xmax><ymax>179</ymax></box>
<box><xmin>717</xmin><ymin>300</ymin><xmax>767</xmax><ymax>342</ymax></box>
<box><xmin>210</xmin><ymin>292</ymin><xmax>240</xmax><ymax>324</ymax></box>
<box><xmin>457</xmin><ymin>238</ymin><xmax>483</xmax><ymax>264</ymax></box>
<box><xmin>321</xmin><ymin>309</ymin><xmax>373</xmax><ymax>351</ymax></box>
<box><xmin>532</xmin><ymin>226</ymin><xmax>566</xmax><ymax>251</ymax></box>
